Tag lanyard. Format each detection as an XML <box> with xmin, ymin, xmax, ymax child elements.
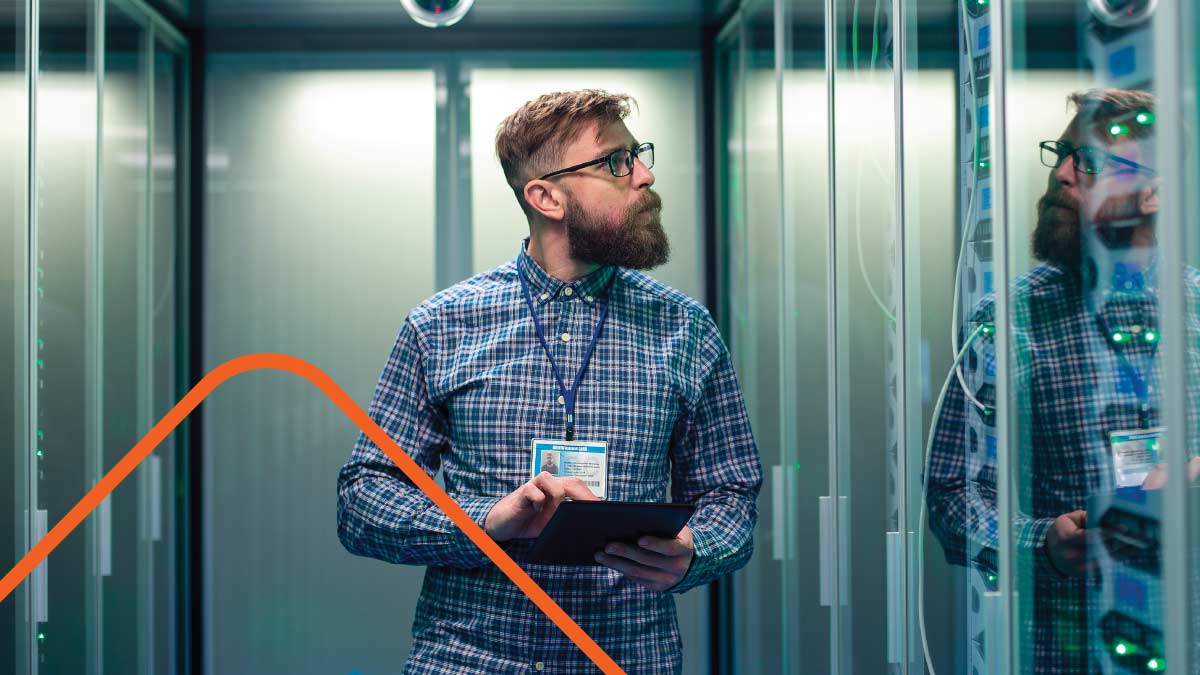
<box><xmin>1096</xmin><ymin>314</ymin><xmax>1159</xmax><ymax>427</ymax></box>
<box><xmin>517</xmin><ymin>256</ymin><xmax>616</xmax><ymax>441</ymax></box>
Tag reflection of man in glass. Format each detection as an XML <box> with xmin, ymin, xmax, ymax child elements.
<box><xmin>927</xmin><ymin>89</ymin><xmax>1183</xmax><ymax>673</ymax></box>
<box><xmin>542</xmin><ymin>450</ymin><xmax>559</xmax><ymax>476</ymax></box>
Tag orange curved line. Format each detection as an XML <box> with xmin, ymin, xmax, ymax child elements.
<box><xmin>0</xmin><ymin>353</ymin><xmax>626</xmax><ymax>675</ymax></box>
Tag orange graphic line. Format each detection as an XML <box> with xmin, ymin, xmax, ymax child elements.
<box><xmin>0</xmin><ymin>353</ymin><xmax>626</xmax><ymax>675</ymax></box>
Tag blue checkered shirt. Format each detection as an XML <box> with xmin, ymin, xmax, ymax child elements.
<box><xmin>337</xmin><ymin>240</ymin><xmax>762</xmax><ymax>674</ymax></box>
<box><xmin>928</xmin><ymin>261</ymin><xmax>1200</xmax><ymax>673</ymax></box>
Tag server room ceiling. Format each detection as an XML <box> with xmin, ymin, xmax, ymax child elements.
<box><xmin>200</xmin><ymin>0</ymin><xmax>715</xmax><ymax>30</ymax></box>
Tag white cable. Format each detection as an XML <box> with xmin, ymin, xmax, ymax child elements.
<box><xmin>851</xmin><ymin>0</ymin><xmax>899</xmax><ymax>324</ymax></box>
<box><xmin>919</xmin><ymin>323</ymin><xmax>987</xmax><ymax>675</ymax></box>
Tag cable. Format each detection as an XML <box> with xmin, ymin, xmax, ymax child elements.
<box><xmin>918</xmin><ymin>322</ymin><xmax>988</xmax><ymax>675</ymax></box>
<box><xmin>851</xmin><ymin>0</ymin><xmax>899</xmax><ymax>324</ymax></box>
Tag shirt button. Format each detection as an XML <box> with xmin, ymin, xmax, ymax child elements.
<box><xmin>563</xmin><ymin>287</ymin><xmax>573</xmax><ymax>296</ymax></box>
<box><xmin>535</xmin><ymin>663</ymin><xmax>545</xmax><ymax>672</ymax></box>
<box><xmin>557</xmin><ymin>395</ymin><xmax>565</xmax><ymax>405</ymax></box>
<box><xmin>560</xmin><ymin>332</ymin><xmax>571</xmax><ymax>343</ymax></box>
<box><xmin>539</xmin><ymin>292</ymin><xmax>549</xmax><ymax>301</ymax></box>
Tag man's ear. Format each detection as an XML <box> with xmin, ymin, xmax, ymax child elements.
<box><xmin>1138</xmin><ymin>182</ymin><xmax>1160</xmax><ymax>217</ymax></box>
<box><xmin>523</xmin><ymin>180</ymin><xmax>567</xmax><ymax>222</ymax></box>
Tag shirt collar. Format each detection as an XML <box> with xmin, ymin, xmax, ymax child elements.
<box><xmin>517</xmin><ymin>238</ymin><xmax>617</xmax><ymax>306</ymax></box>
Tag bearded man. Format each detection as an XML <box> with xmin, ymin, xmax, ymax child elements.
<box><xmin>337</xmin><ymin>89</ymin><xmax>762</xmax><ymax>675</ymax></box>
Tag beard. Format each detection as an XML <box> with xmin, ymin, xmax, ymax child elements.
<box><xmin>1031</xmin><ymin>185</ymin><xmax>1083</xmax><ymax>270</ymax></box>
<box><xmin>562</xmin><ymin>189</ymin><xmax>671</xmax><ymax>270</ymax></box>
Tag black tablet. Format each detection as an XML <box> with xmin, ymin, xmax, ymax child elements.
<box><xmin>528</xmin><ymin>501</ymin><xmax>696</xmax><ymax>566</ymax></box>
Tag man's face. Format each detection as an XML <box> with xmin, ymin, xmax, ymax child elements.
<box><xmin>547</xmin><ymin>120</ymin><xmax>670</xmax><ymax>270</ymax></box>
<box><xmin>1032</xmin><ymin>118</ymin><xmax>1155</xmax><ymax>266</ymax></box>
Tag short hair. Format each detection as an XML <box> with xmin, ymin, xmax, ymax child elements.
<box><xmin>494</xmin><ymin>89</ymin><xmax>635</xmax><ymax>217</ymax></box>
<box><xmin>1069</xmin><ymin>88</ymin><xmax>1156</xmax><ymax>142</ymax></box>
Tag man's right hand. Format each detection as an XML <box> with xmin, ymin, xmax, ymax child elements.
<box><xmin>484</xmin><ymin>472</ymin><xmax>599</xmax><ymax>543</ymax></box>
<box><xmin>1045</xmin><ymin>510</ymin><xmax>1090</xmax><ymax>577</ymax></box>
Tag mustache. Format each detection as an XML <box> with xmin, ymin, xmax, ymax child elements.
<box><xmin>637</xmin><ymin>191</ymin><xmax>663</xmax><ymax>213</ymax></box>
<box><xmin>1039</xmin><ymin>193</ymin><xmax>1079</xmax><ymax>212</ymax></box>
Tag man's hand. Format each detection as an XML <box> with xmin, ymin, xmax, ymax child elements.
<box><xmin>1140</xmin><ymin>457</ymin><xmax>1200</xmax><ymax>490</ymax></box>
<box><xmin>594</xmin><ymin>526</ymin><xmax>695</xmax><ymax>592</ymax></box>
<box><xmin>1045</xmin><ymin>510</ymin><xmax>1090</xmax><ymax>577</ymax></box>
<box><xmin>484</xmin><ymin>472</ymin><xmax>599</xmax><ymax>542</ymax></box>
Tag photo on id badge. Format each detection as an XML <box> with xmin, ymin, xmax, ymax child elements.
<box><xmin>531</xmin><ymin>439</ymin><xmax>608</xmax><ymax>499</ymax></box>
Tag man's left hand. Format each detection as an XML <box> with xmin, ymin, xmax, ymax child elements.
<box><xmin>594</xmin><ymin>527</ymin><xmax>695</xmax><ymax>592</ymax></box>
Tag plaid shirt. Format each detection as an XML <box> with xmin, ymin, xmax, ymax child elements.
<box><xmin>928</xmin><ymin>261</ymin><xmax>1200</xmax><ymax>673</ymax></box>
<box><xmin>337</xmin><ymin>240</ymin><xmax>762</xmax><ymax>675</ymax></box>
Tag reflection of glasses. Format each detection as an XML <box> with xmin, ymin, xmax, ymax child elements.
<box><xmin>539</xmin><ymin>142</ymin><xmax>655</xmax><ymax>180</ymax></box>
<box><xmin>1039</xmin><ymin>140</ymin><xmax>1157</xmax><ymax>176</ymax></box>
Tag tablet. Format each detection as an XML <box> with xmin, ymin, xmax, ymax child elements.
<box><xmin>528</xmin><ymin>501</ymin><xmax>696</xmax><ymax>566</ymax></box>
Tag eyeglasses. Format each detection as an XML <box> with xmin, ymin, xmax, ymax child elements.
<box><xmin>539</xmin><ymin>142</ymin><xmax>655</xmax><ymax>180</ymax></box>
<box><xmin>1039</xmin><ymin>140</ymin><xmax>1156</xmax><ymax>176</ymax></box>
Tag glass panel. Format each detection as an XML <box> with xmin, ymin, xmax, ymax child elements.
<box><xmin>1004</xmin><ymin>1</ymin><xmax>1163</xmax><ymax>672</ymax></box>
<box><xmin>781</xmin><ymin>0</ymin><xmax>830</xmax><ymax>671</ymax></box>
<box><xmin>467</xmin><ymin>57</ymin><xmax>704</xmax><ymax>302</ymax></box>
<box><xmin>150</xmin><ymin>38</ymin><xmax>181</xmax><ymax>675</ymax></box>
<box><xmin>203</xmin><ymin>59</ymin><xmax>436</xmax><ymax>674</ymax></box>
<box><xmin>0</xmin><ymin>0</ymin><xmax>28</xmax><ymax>672</ymax></box>
<box><xmin>35</xmin><ymin>0</ymin><xmax>96</xmax><ymax>670</ymax></box>
<box><xmin>829</xmin><ymin>0</ymin><xmax>899</xmax><ymax>669</ymax></box>
<box><xmin>726</xmin><ymin>2</ymin><xmax>789</xmax><ymax>672</ymax></box>
<box><xmin>99</xmin><ymin>5</ymin><xmax>147</xmax><ymax>674</ymax></box>
<box><xmin>909</xmin><ymin>1</ymin><xmax>1004</xmax><ymax>673</ymax></box>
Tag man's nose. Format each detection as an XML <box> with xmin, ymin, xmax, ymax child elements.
<box><xmin>1053</xmin><ymin>154</ymin><xmax>1077</xmax><ymax>187</ymax></box>
<box><xmin>631</xmin><ymin>156</ymin><xmax>654</xmax><ymax>189</ymax></box>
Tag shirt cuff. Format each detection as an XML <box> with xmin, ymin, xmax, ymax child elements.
<box><xmin>413</xmin><ymin>494</ymin><xmax>504</xmax><ymax>569</ymax></box>
<box><xmin>667</xmin><ymin>526</ymin><xmax>713</xmax><ymax>594</ymax></box>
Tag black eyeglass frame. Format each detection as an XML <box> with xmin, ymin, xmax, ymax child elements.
<box><xmin>538</xmin><ymin>142</ymin><xmax>655</xmax><ymax>180</ymax></box>
<box><xmin>1039</xmin><ymin>139</ymin><xmax>1157</xmax><ymax>176</ymax></box>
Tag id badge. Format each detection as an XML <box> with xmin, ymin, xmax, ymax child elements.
<box><xmin>1109</xmin><ymin>427</ymin><xmax>1164</xmax><ymax>488</ymax></box>
<box><xmin>531</xmin><ymin>438</ymin><xmax>608</xmax><ymax>499</ymax></box>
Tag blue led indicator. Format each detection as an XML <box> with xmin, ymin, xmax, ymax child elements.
<box><xmin>978</xmin><ymin>25</ymin><xmax>991</xmax><ymax>51</ymax></box>
<box><xmin>981</xmin><ymin>187</ymin><xmax>992</xmax><ymax>211</ymax></box>
<box><xmin>1116</xmin><ymin>573</ymin><xmax>1147</xmax><ymax>612</ymax></box>
<box><xmin>1109</xmin><ymin>46</ymin><xmax>1137</xmax><ymax>79</ymax></box>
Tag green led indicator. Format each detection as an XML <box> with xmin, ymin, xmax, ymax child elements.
<box><xmin>37</xmin><ymin>429</ymin><xmax>44</xmax><ymax>440</ymax></box>
<box><xmin>979</xmin><ymin>160</ymin><xmax>990</xmax><ymax>170</ymax></box>
<box><xmin>36</xmin><ymin>358</ymin><xmax>43</xmax><ymax>368</ymax></box>
<box><xmin>983</xmin><ymin>408</ymin><xmax>994</xmax><ymax>416</ymax></box>
<box><xmin>37</xmin><ymin>338</ymin><xmax>43</xmax><ymax>349</ymax></box>
<box><xmin>794</xmin><ymin>463</ymin><xmax>801</xmax><ymax>470</ymax></box>
<box><xmin>37</xmin><ymin>632</ymin><xmax>44</xmax><ymax>640</ymax></box>
<box><xmin>1148</xmin><ymin>658</ymin><xmax>1164</xmax><ymax>671</ymax></box>
<box><xmin>1112</xmin><ymin>332</ymin><xmax>1126</xmax><ymax>343</ymax></box>
<box><xmin>981</xmin><ymin>323</ymin><xmax>995</xmax><ymax>335</ymax></box>
<box><xmin>1115</xmin><ymin>642</ymin><xmax>1129</xmax><ymax>656</ymax></box>
<box><xmin>1110</xmin><ymin>123</ymin><xmax>1129</xmax><ymax>137</ymax></box>
<box><xmin>986</xmin><ymin>573</ymin><xmax>997</xmax><ymax>583</ymax></box>
<box><xmin>1144</xmin><ymin>331</ymin><xmax>1159</xmax><ymax>343</ymax></box>
<box><xmin>1136</xmin><ymin>111</ymin><xmax>1156</xmax><ymax>125</ymax></box>
<box><xmin>35</xmin><ymin>449</ymin><xmax>42</xmax><ymax>458</ymax></box>
<box><xmin>976</xmin><ymin>0</ymin><xmax>988</xmax><ymax>5</ymax></box>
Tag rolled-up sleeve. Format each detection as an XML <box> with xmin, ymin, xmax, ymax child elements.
<box><xmin>668</xmin><ymin>311</ymin><xmax>763</xmax><ymax>594</ymax></box>
<box><xmin>337</xmin><ymin>317</ymin><xmax>501</xmax><ymax>569</ymax></box>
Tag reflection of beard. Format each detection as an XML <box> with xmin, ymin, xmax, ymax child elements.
<box><xmin>1089</xmin><ymin>191</ymin><xmax>1150</xmax><ymax>249</ymax></box>
<box><xmin>562</xmin><ymin>189</ymin><xmax>670</xmax><ymax>270</ymax></box>
<box><xmin>1031</xmin><ymin>184</ymin><xmax>1082</xmax><ymax>270</ymax></box>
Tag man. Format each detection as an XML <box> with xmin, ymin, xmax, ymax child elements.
<box><xmin>927</xmin><ymin>88</ymin><xmax>1199</xmax><ymax>672</ymax></box>
<box><xmin>337</xmin><ymin>89</ymin><xmax>762</xmax><ymax>674</ymax></box>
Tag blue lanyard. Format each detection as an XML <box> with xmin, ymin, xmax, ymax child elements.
<box><xmin>517</xmin><ymin>256</ymin><xmax>616</xmax><ymax>441</ymax></box>
<box><xmin>1096</xmin><ymin>314</ymin><xmax>1158</xmax><ymax>426</ymax></box>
